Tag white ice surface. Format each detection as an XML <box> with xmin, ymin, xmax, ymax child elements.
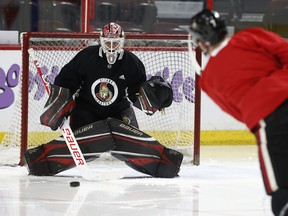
<box><xmin>0</xmin><ymin>146</ymin><xmax>272</xmax><ymax>216</ymax></box>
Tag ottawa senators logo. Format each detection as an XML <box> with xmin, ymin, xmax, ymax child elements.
<box><xmin>96</xmin><ymin>82</ymin><xmax>112</xmax><ymax>101</ymax></box>
<box><xmin>91</xmin><ymin>78</ymin><xmax>118</xmax><ymax>106</ymax></box>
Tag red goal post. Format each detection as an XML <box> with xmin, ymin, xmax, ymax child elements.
<box><xmin>12</xmin><ymin>32</ymin><xmax>201</xmax><ymax>166</ymax></box>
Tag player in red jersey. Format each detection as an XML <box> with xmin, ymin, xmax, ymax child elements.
<box><xmin>189</xmin><ymin>9</ymin><xmax>288</xmax><ymax>216</ymax></box>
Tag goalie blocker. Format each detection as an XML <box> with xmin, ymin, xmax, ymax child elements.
<box><xmin>40</xmin><ymin>84</ymin><xmax>75</xmax><ymax>130</ymax></box>
<box><xmin>24</xmin><ymin>118</ymin><xmax>183</xmax><ymax>178</ymax></box>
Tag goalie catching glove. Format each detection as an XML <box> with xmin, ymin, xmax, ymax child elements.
<box><xmin>134</xmin><ymin>76</ymin><xmax>173</xmax><ymax>115</ymax></box>
<box><xmin>40</xmin><ymin>84</ymin><xmax>75</xmax><ymax>130</ymax></box>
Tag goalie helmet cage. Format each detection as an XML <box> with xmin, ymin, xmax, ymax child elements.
<box><xmin>16</xmin><ymin>32</ymin><xmax>201</xmax><ymax>166</ymax></box>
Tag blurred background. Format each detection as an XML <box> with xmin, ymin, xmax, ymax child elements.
<box><xmin>0</xmin><ymin>0</ymin><xmax>287</xmax><ymax>38</ymax></box>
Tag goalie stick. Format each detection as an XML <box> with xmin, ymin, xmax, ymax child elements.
<box><xmin>28</xmin><ymin>48</ymin><xmax>122</xmax><ymax>181</ymax></box>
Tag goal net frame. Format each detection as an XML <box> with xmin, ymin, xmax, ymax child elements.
<box><xmin>17</xmin><ymin>32</ymin><xmax>201</xmax><ymax>166</ymax></box>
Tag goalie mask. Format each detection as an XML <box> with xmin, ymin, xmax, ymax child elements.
<box><xmin>100</xmin><ymin>22</ymin><xmax>125</xmax><ymax>65</ymax></box>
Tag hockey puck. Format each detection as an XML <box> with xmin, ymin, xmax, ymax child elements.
<box><xmin>70</xmin><ymin>181</ymin><xmax>80</xmax><ymax>187</ymax></box>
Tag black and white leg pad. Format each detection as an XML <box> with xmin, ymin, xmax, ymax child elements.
<box><xmin>24</xmin><ymin>117</ymin><xmax>183</xmax><ymax>178</ymax></box>
<box><xmin>24</xmin><ymin>120</ymin><xmax>115</xmax><ymax>176</ymax></box>
<box><xmin>155</xmin><ymin>147</ymin><xmax>183</xmax><ymax>178</ymax></box>
<box><xmin>107</xmin><ymin>117</ymin><xmax>183</xmax><ymax>178</ymax></box>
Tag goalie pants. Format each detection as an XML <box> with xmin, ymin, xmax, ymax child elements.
<box><xmin>252</xmin><ymin>99</ymin><xmax>288</xmax><ymax>216</ymax></box>
<box><xmin>24</xmin><ymin>118</ymin><xmax>183</xmax><ymax>178</ymax></box>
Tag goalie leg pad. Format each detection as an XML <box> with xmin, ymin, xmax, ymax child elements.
<box><xmin>24</xmin><ymin>143</ymin><xmax>86</xmax><ymax>176</ymax></box>
<box><xmin>24</xmin><ymin>144</ymin><xmax>53</xmax><ymax>176</ymax></box>
<box><xmin>24</xmin><ymin>120</ymin><xmax>115</xmax><ymax>176</ymax></box>
<box><xmin>112</xmin><ymin>148</ymin><xmax>183</xmax><ymax>178</ymax></box>
<box><xmin>112</xmin><ymin>147</ymin><xmax>183</xmax><ymax>178</ymax></box>
<box><xmin>107</xmin><ymin>117</ymin><xmax>183</xmax><ymax>178</ymax></box>
<box><xmin>155</xmin><ymin>147</ymin><xmax>183</xmax><ymax>178</ymax></box>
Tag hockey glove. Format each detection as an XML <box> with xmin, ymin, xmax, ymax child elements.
<box><xmin>40</xmin><ymin>84</ymin><xmax>75</xmax><ymax>130</ymax></box>
<box><xmin>134</xmin><ymin>76</ymin><xmax>173</xmax><ymax>115</ymax></box>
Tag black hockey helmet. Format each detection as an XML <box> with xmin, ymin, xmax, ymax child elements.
<box><xmin>189</xmin><ymin>9</ymin><xmax>227</xmax><ymax>46</ymax></box>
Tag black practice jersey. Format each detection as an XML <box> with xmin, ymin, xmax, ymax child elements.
<box><xmin>54</xmin><ymin>45</ymin><xmax>146</xmax><ymax>117</ymax></box>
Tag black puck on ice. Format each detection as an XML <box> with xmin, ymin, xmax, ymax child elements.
<box><xmin>70</xmin><ymin>181</ymin><xmax>80</xmax><ymax>187</ymax></box>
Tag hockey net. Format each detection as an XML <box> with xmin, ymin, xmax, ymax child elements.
<box><xmin>1</xmin><ymin>32</ymin><xmax>201</xmax><ymax>166</ymax></box>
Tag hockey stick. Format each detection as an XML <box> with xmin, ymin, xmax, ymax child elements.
<box><xmin>28</xmin><ymin>48</ymin><xmax>122</xmax><ymax>181</ymax></box>
<box><xmin>188</xmin><ymin>33</ymin><xmax>202</xmax><ymax>76</ymax></box>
